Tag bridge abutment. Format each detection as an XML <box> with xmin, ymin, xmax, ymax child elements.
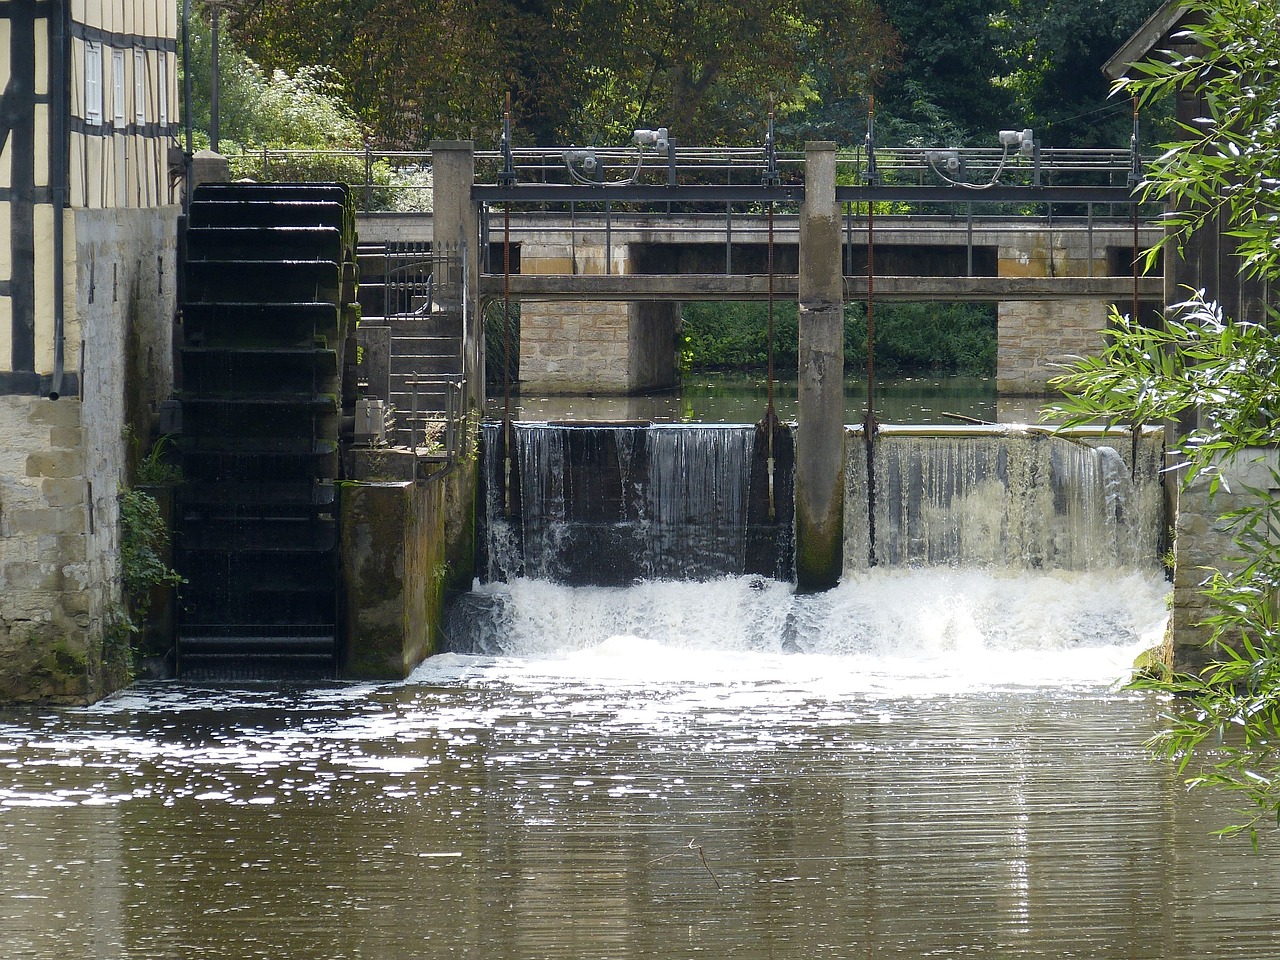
<box><xmin>996</xmin><ymin>229</ymin><xmax>1114</xmax><ymax>394</ymax></box>
<box><xmin>518</xmin><ymin>240</ymin><xmax>679</xmax><ymax>394</ymax></box>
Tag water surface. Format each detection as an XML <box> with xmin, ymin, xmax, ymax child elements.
<box><xmin>3</xmin><ymin>570</ymin><xmax>1276</xmax><ymax>959</ymax></box>
<box><xmin>488</xmin><ymin>373</ymin><xmax>1048</xmax><ymax>425</ymax></box>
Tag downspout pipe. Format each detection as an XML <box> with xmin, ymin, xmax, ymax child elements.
<box><xmin>182</xmin><ymin>0</ymin><xmax>193</xmax><ymax>215</ymax></box>
<box><xmin>48</xmin><ymin>1</ymin><xmax>70</xmax><ymax>400</ymax></box>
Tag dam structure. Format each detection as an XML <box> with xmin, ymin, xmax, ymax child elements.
<box><xmin>163</xmin><ymin>132</ymin><xmax>1171</xmax><ymax>681</ymax></box>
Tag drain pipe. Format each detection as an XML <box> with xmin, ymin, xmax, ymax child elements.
<box><xmin>48</xmin><ymin>2</ymin><xmax>70</xmax><ymax>399</ymax></box>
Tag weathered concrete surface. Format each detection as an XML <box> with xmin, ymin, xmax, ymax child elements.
<box><xmin>487</xmin><ymin>273</ymin><xmax>1159</xmax><ymax>302</ymax></box>
<box><xmin>430</xmin><ymin>142</ymin><xmax>483</xmax><ymax>408</ymax></box>
<box><xmin>358</xmin><ymin>210</ymin><xmax>1163</xmax><ymax>253</ymax></box>
<box><xmin>795</xmin><ymin>142</ymin><xmax>845</xmax><ymax>591</ymax></box>
<box><xmin>340</xmin><ymin>479</ymin><xmax>447</xmax><ymax>680</ymax></box>
<box><xmin>340</xmin><ymin>437</ymin><xmax>477</xmax><ymax>680</ymax></box>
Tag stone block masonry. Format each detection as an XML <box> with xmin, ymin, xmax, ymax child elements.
<box><xmin>0</xmin><ymin>396</ymin><xmax>96</xmax><ymax>702</ymax></box>
<box><xmin>996</xmin><ymin>230</ymin><xmax>1114</xmax><ymax>394</ymax></box>
<box><xmin>518</xmin><ymin>241</ymin><xmax>679</xmax><ymax>393</ymax></box>
<box><xmin>0</xmin><ymin>205</ymin><xmax>177</xmax><ymax>703</ymax></box>
<box><xmin>1170</xmin><ymin>450</ymin><xmax>1279</xmax><ymax>674</ymax></box>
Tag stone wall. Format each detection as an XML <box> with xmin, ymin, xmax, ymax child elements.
<box><xmin>0</xmin><ymin>205</ymin><xmax>177</xmax><ymax>703</ymax></box>
<box><xmin>0</xmin><ymin>396</ymin><xmax>96</xmax><ymax>701</ymax></box>
<box><xmin>518</xmin><ymin>241</ymin><xmax>679</xmax><ymax>394</ymax></box>
<box><xmin>1170</xmin><ymin>450</ymin><xmax>1278</xmax><ymax>674</ymax></box>
<box><xmin>996</xmin><ymin>229</ymin><xmax>1113</xmax><ymax>394</ymax></box>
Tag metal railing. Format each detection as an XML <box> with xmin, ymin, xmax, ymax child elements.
<box><xmin>223</xmin><ymin>142</ymin><xmax>1151</xmax><ymax>213</ymax></box>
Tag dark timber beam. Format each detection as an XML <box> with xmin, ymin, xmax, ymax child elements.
<box><xmin>481</xmin><ymin>274</ymin><xmax>1162</xmax><ymax>303</ymax></box>
<box><xmin>5</xmin><ymin>4</ymin><xmax>36</xmax><ymax>372</ymax></box>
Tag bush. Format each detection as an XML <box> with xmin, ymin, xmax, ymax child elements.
<box><xmin>681</xmin><ymin>301</ymin><xmax>995</xmax><ymax>376</ymax></box>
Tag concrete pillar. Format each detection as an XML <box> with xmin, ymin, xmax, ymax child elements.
<box><xmin>795</xmin><ymin>142</ymin><xmax>845</xmax><ymax>591</ymax></box>
<box><xmin>430</xmin><ymin>142</ymin><xmax>483</xmax><ymax>409</ymax></box>
<box><xmin>189</xmin><ymin>150</ymin><xmax>230</xmax><ymax>190</ymax></box>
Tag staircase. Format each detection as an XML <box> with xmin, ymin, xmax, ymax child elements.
<box><xmin>357</xmin><ymin>240</ymin><xmax>464</xmax><ymax>448</ymax></box>
<box><xmin>175</xmin><ymin>182</ymin><xmax>358</xmax><ymax>680</ymax></box>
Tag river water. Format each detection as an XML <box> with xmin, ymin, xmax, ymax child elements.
<box><xmin>4</xmin><ymin>384</ymin><xmax>1275</xmax><ymax>958</ymax></box>
<box><xmin>3</xmin><ymin>570</ymin><xmax>1279</xmax><ymax>959</ymax></box>
<box><xmin>486</xmin><ymin>373</ymin><xmax>1048</xmax><ymax>425</ymax></box>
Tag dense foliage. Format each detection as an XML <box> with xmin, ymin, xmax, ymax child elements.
<box><xmin>681</xmin><ymin>301</ymin><xmax>995</xmax><ymax>376</ymax></box>
<box><xmin>181</xmin><ymin>7</ymin><xmax>365</xmax><ymax>152</ymax></box>
<box><xmin>211</xmin><ymin>0</ymin><xmax>1164</xmax><ymax>151</ymax></box>
<box><xmin>218</xmin><ymin>0</ymin><xmax>899</xmax><ymax>149</ymax></box>
<box><xmin>1050</xmin><ymin>0</ymin><xmax>1280</xmax><ymax>842</ymax></box>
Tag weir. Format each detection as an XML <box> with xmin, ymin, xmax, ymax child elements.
<box><xmin>480</xmin><ymin>421</ymin><xmax>795</xmax><ymax>585</ymax></box>
<box><xmin>478</xmin><ymin>421</ymin><xmax>1164</xmax><ymax>583</ymax></box>
<box><xmin>845</xmin><ymin>426</ymin><xmax>1165</xmax><ymax>573</ymax></box>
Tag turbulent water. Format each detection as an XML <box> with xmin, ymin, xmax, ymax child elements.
<box><xmin>10</xmin><ymin>421</ymin><xmax>1271</xmax><ymax>959</ymax></box>
<box><xmin>5</xmin><ymin>572</ymin><xmax>1280</xmax><ymax>960</ymax></box>
<box><xmin>446</xmin><ymin>569</ymin><xmax>1168</xmax><ymax>680</ymax></box>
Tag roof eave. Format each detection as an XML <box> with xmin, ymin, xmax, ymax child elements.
<box><xmin>1102</xmin><ymin>0</ymin><xmax>1194</xmax><ymax>82</ymax></box>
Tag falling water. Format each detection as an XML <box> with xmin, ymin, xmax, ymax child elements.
<box><xmin>480</xmin><ymin>422</ymin><xmax>792</xmax><ymax>584</ymax></box>
<box><xmin>844</xmin><ymin>426</ymin><xmax>1165</xmax><ymax>572</ymax></box>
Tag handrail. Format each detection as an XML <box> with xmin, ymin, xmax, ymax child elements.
<box><xmin>223</xmin><ymin>143</ymin><xmax>1152</xmax><ymax>213</ymax></box>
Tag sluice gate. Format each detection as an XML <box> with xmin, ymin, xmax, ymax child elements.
<box><xmin>175</xmin><ymin>183</ymin><xmax>359</xmax><ymax>680</ymax></box>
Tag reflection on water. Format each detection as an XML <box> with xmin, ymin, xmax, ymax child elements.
<box><xmin>0</xmin><ymin>571</ymin><xmax>1276</xmax><ymax>960</ymax></box>
<box><xmin>487</xmin><ymin>373</ymin><xmax>1051</xmax><ymax>425</ymax></box>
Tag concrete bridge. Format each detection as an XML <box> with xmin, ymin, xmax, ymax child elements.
<box><xmin>358</xmin><ymin>207</ymin><xmax>1162</xmax><ymax>397</ymax></box>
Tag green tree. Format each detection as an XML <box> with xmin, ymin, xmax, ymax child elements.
<box><xmin>1050</xmin><ymin>0</ymin><xmax>1280</xmax><ymax>842</ymax></box>
<box><xmin>223</xmin><ymin>0</ymin><xmax>900</xmax><ymax>148</ymax></box>
<box><xmin>872</xmin><ymin>0</ymin><xmax>1014</xmax><ymax>144</ymax></box>
<box><xmin>991</xmin><ymin>0</ymin><xmax>1165</xmax><ymax>146</ymax></box>
<box><xmin>181</xmin><ymin>2</ymin><xmax>367</xmax><ymax>151</ymax></box>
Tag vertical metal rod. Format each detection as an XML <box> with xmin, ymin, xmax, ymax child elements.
<box><xmin>1087</xmin><ymin>202</ymin><xmax>1095</xmax><ymax>278</ymax></box>
<box><xmin>865</xmin><ymin>95</ymin><xmax>879</xmax><ymax>567</ymax></box>
<box><xmin>411</xmin><ymin>375</ymin><xmax>419</xmax><ymax>458</ymax></box>
<box><xmin>364</xmin><ymin>144</ymin><xmax>372</xmax><ymax>211</ymax></box>
<box><xmin>844</xmin><ymin>202</ymin><xmax>853</xmax><ymax>278</ymax></box>
<box><xmin>446</xmin><ymin>381</ymin><xmax>456</xmax><ymax>460</ymax></box>
<box><xmin>766</xmin><ymin>197</ymin><xmax>776</xmax><ymax>521</ymax></box>
<box><xmin>210</xmin><ymin>5</ymin><xmax>220</xmax><ymax>152</ymax></box>
<box><xmin>605</xmin><ymin>200</ymin><xmax>612</xmax><ymax>275</ymax></box>
<box><xmin>503</xmin><ymin>97</ymin><xmax>514</xmax><ymax>516</ymax></box>
<box><xmin>725</xmin><ymin>203</ymin><xmax>732</xmax><ymax>273</ymax></box>
<box><xmin>966</xmin><ymin>202</ymin><xmax>973</xmax><ymax>277</ymax></box>
<box><xmin>1131</xmin><ymin>97</ymin><xmax>1141</xmax><ymax>325</ymax></box>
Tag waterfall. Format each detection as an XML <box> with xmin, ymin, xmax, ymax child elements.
<box><xmin>480</xmin><ymin>422</ymin><xmax>794</xmax><ymax>585</ymax></box>
<box><xmin>460</xmin><ymin>421</ymin><xmax>1167</xmax><ymax>666</ymax></box>
<box><xmin>844</xmin><ymin>426</ymin><xmax>1164</xmax><ymax>573</ymax></box>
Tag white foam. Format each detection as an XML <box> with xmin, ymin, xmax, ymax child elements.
<box><xmin>431</xmin><ymin>569</ymin><xmax>1168</xmax><ymax>696</ymax></box>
